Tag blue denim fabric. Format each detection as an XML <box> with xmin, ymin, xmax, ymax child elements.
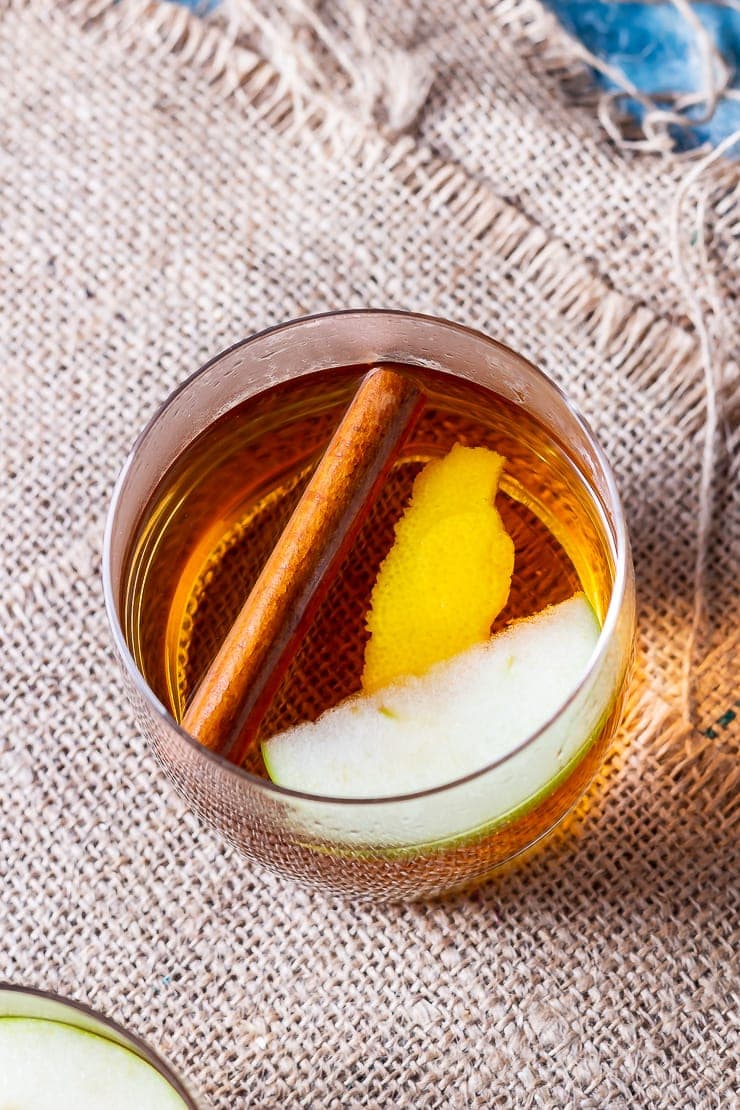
<box><xmin>544</xmin><ymin>2</ymin><xmax>740</xmax><ymax>148</ymax></box>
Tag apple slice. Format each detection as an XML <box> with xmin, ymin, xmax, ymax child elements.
<box><xmin>0</xmin><ymin>1017</ymin><xmax>187</xmax><ymax>1109</ymax></box>
<box><xmin>263</xmin><ymin>594</ymin><xmax>600</xmax><ymax>800</ymax></box>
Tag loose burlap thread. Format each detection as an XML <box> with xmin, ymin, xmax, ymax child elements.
<box><xmin>1</xmin><ymin>0</ymin><xmax>737</xmax><ymax>1106</ymax></box>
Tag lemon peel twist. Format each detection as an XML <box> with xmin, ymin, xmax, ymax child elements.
<box><xmin>362</xmin><ymin>444</ymin><xmax>515</xmax><ymax>693</ymax></box>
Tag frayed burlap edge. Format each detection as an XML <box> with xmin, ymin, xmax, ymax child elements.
<box><xmin>51</xmin><ymin>0</ymin><xmax>706</xmax><ymax>385</ymax></box>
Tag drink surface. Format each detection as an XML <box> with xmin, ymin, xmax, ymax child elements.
<box><xmin>125</xmin><ymin>363</ymin><xmax>614</xmax><ymax>783</ymax></box>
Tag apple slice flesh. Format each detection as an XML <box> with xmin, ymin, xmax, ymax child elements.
<box><xmin>0</xmin><ymin>1017</ymin><xmax>187</xmax><ymax>1109</ymax></box>
<box><xmin>263</xmin><ymin>594</ymin><xmax>600</xmax><ymax>800</ymax></box>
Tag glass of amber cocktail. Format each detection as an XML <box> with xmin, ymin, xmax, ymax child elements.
<box><xmin>103</xmin><ymin>311</ymin><xmax>635</xmax><ymax>900</ymax></box>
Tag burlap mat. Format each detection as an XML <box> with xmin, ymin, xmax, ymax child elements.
<box><xmin>1</xmin><ymin>1</ymin><xmax>737</xmax><ymax>1105</ymax></box>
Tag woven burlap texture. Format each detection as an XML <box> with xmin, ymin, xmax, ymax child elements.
<box><xmin>1</xmin><ymin>0</ymin><xmax>737</xmax><ymax>1106</ymax></box>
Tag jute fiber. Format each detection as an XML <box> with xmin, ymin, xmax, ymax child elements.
<box><xmin>1</xmin><ymin>0</ymin><xmax>737</xmax><ymax>1105</ymax></box>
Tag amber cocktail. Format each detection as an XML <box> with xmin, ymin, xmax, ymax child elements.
<box><xmin>104</xmin><ymin>311</ymin><xmax>635</xmax><ymax>900</ymax></box>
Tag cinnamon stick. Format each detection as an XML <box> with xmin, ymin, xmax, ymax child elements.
<box><xmin>182</xmin><ymin>366</ymin><xmax>423</xmax><ymax>763</ymax></box>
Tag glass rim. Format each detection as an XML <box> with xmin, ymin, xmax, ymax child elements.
<box><xmin>102</xmin><ymin>308</ymin><xmax>631</xmax><ymax>808</ymax></box>
<box><xmin>0</xmin><ymin>983</ymin><xmax>197</xmax><ymax>1107</ymax></box>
